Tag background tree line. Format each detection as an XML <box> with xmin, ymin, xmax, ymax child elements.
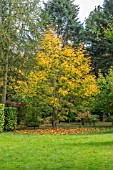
<box><xmin>0</xmin><ymin>0</ymin><xmax>113</xmax><ymax>128</ymax></box>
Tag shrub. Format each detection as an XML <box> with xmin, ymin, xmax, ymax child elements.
<box><xmin>24</xmin><ymin>106</ymin><xmax>43</xmax><ymax>129</ymax></box>
<box><xmin>87</xmin><ymin>114</ymin><xmax>99</xmax><ymax>126</ymax></box>
<box><xmin>0</xmin><ymin>104</ymin><xmax>5</xmax><ymax>132</ymax></box>
<box><xmin>107</xmin><ymin>115</ymin><xmax>113</xmax><ymax>126</ymax></box>
<box><xmin>76</xmin><ymin>112</ymin><xmax>99</xmax><ymax>126</ymax></box>
<box><xmin>76</xmin><ymin>112</ymin><xmax>91</xmax><ymax>125</ymax></box>
<box><xmin>4</xmin><ymin>107</ymin><xmax>17</xmax><ymax>131</ymax></box>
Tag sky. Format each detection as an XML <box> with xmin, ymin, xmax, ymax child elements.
<box><xmin>75</xmin><ymin>0</ymin><xmax>104</xmax><ymax>22</ymax></box>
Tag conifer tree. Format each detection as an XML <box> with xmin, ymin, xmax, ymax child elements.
<box><xmin>85</xmin><ymin>0</ymin><xmax>113</xmax><ymax>75</ymax></box>
<box><xmin>42</xmin><ymin>0</ymin><xmax>84</xmax><ymax>46</ymax></box>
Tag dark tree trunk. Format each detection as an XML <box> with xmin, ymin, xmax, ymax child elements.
<box><xmin>52</xmin><ymin>108</ymin><xmax>59</xmax><ymax>129</ymax></box>
<box><xmin>52</xmin><ymin>119</ymin><xmax>58</xmax><ymax>129</ymax></box>
<box><xmin>81</xmin><ymin>118</ymin><xmax>85</xmax><ymax>125</ymax></box>
<box><xmin>102</xmin><ymin>113</ymin><xmax>106</xmax><ymax>122</ymax></box>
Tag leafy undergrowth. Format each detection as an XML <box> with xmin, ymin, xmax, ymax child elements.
<box><xmin>13</xmin><ymin>127</ymin><xmax>113</xmax><ymax>135</ymax></box>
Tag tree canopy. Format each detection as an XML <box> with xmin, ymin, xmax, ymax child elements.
<box><xmin>13</xmin><ymin>30</ymin><xmax>99</xmax><ymax>127</ymax></box>
<box><xmin>0</xmin><ymin>0</ymin><xmax>41</xmax><ymax>104</ymax></box>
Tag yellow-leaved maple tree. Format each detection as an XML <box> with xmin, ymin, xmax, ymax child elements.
<box><xmin>14</xmin><ymin>30</ymin><xmax>99</xmax><ymax>128</ymax></box>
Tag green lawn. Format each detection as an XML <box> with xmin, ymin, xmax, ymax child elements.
<box><xmin>0</xmin><ymin>131</ymin><xmax>113</xmax><ymax>170</ymax></box>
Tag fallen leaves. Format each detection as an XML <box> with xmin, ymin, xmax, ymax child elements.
<box><xmin>13</xmin><ymin>128</ymin><xmax>102</xmax><ymax>135</ymax></box>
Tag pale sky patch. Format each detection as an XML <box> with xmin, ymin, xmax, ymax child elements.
<box><xmin>75</xmin><ymin>0</ymin><xmax>104</xmax><ymax>22</ymax></box>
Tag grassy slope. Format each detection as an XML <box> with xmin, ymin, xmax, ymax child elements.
<box><xmin>0</xmin><ymin>131</ymin><xmax>113</xmax><ymax>170</ymax></box>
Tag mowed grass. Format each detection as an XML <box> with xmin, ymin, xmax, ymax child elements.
<box><xmin>0</xmin><ymin>131</ymin><xmax>113</xmax><ymax>170</ymax></box>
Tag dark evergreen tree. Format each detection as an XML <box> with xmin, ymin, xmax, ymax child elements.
<box><xmin>103</xmin><ymin>0</ymin><xmax>113</xmax><ymax>18</ymax></box>
<box><xmin>42</xmin><ymin>0</ymin><xmax>84</xmax><ymax>46</ymax></box>
<box><xmin>85</xmin><ymin>0</ymin><xmax>113</xmax><ymax>75</ymax></box>
<box><xmin>85</xmin><ymin>6</ymin><xmax>107</xmax><ymax>76</ymax></box>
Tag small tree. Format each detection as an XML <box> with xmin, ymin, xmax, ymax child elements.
<box><xmin>93</xmin><ymin>67</ymin><xmax>113</xmax><ymax>122</ymax></box>
<box><xmin>24</xmin><ymin>106</ymin><xmax>43</xmax><ymax>129</ymax></box>
<box><xmin>14</xmin><ymin>30</ymin><xmax>99</xmax><ymax>128</ymax></box>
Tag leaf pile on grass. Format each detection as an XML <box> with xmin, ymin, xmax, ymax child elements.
<box><xmin>13</xmin><ymin>127</ymin><xmax>105</xmax><ymax>134</ymax></box>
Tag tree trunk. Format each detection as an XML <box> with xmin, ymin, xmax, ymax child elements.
<box><xmin>52</xmin><ymin>120</ymin><xmax>56</xmax><ymax>129</ymax></box>
<box><xmin>52</xmin><ymin>119</ymin><xmax>58</xmax><ymax>129</ymax></box>
<box><xmin>102</xmin><ymin>113</ymin><xmax>106</xmax><ymax>122</ymax></box>
<box><xmin>1</xmin><ymin>54</ymin><xmax>8</xmax><ymax>105</ymax></box>
<box><xmin>94</xmin><ymin>61</ymin><xmax>98</xmax><ymax>77</ymax></box>
<box><xmin>81</xmin><ymin>118</ymin><xmax>85</xmax><ymax>125</ymax></box>
<box><xmin>52</xmin><ymin>107</ymin><xmax>59</xmax><ymax>129</ymax></box>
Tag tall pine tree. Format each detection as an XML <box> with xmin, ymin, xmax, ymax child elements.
<box><xmin>85</xmin><ymin>0</ymin><xmax>113</xmax><ymax>75</ymax></box>
<box><xmin>42</xmin><ymin>0</ymin><xmax>84</xmax><ymax>46</ymax></box>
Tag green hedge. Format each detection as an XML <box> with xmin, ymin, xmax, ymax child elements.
<box><xmin>4</xmin><ymin>107</ymin><xmax>17</xmax><ymax>131</ymax></box>
<box><xmin>0</xmin><ymin>104</ymin><xmax>5</xmax><ymax>132</ymax></box>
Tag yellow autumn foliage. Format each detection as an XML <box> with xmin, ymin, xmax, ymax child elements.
<box><xmin>12</xmin><ymin>30</ymin><xmax>99</xmax><ymax>115</ymax></box>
